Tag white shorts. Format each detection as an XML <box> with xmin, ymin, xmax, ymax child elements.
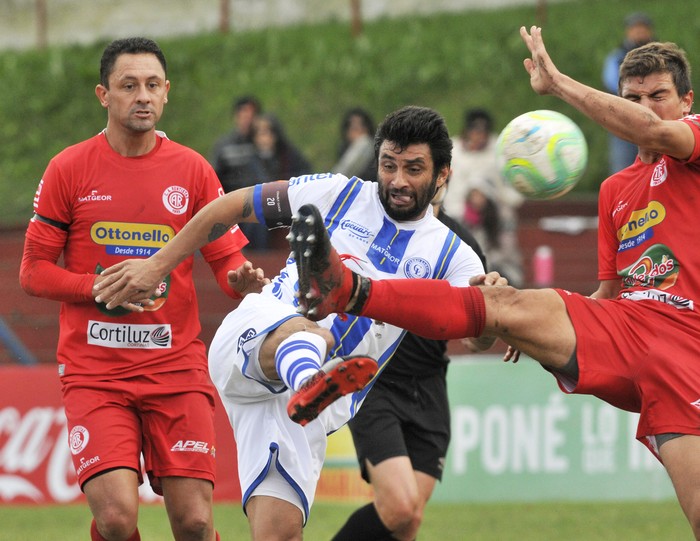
<box><xmin>208</xmin><ymin>293</ymin><xmax>359</xmax><ymax>524</ymax></box>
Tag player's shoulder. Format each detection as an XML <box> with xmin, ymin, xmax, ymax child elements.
<box><xmin>158</xmin><ymin>133</ymin><xmax>202</xmax><ymax>156</ymax></box>
<box><xmin>43</xmin><ymin>135</ymin><xmax>113</xmax><ymax>181</ymax></box>
<box><xmin>52</xmin><ymin>133</ymin><xmax>103</xmax><ymax>162</ymax></box>
<box><xmin>156</xmin><ymin>133</ymin><xmax>213</xmax><ymax>170</ymax></box>
<box><xmin>289</xmin><ymin>172</ymin><xmax>349</xmax><ymax>187</ymax></box>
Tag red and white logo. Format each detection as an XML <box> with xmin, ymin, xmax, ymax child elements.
<box><xmin>162</xmin><ymin>186</ymin><xmax>189</xmax><ymax>215</ymax></box>
<box><xmin>650</xmin><ymin>159</ymin><xmax>668</xmax><ymax>187</ymax></box>
<box><xmin>69</xmin><ymin>426</ymin><xmax>89</xmax><ymax>455</ymax></box>
<box><xmin>171</xmin><ymin>440</ymin><xmax>212</xmax><ymax>454</ymax></box>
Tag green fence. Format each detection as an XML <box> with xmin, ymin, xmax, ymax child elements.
<box><xmin>433</xmin><ymin>356</ymin><xmax>674</xmax><ymax>503</ymax></box>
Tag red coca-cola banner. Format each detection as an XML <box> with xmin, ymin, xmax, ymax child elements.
<box><xmin>0</xmin><ymin>365</ymin><xmax>241</xmax><ymax>503</ymax></box>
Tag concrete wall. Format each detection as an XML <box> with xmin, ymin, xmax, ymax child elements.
<box><xmin>1</xmin><ymin>0</ymin><xmax>562</xmax><ymax>51</ymax></box>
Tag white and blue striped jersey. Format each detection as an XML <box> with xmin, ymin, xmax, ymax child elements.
<box><xmin>259</xmin><ymin>173</ymin><xmax>484</xmax><ymax>411</ymax></box>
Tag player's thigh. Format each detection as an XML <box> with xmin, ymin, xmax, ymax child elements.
<box><xmin>414</xmin><ymin>469</ymin><xmax>438</xmax><ymax>507</ymax></box>
<box><xmin>483</xmin><ymin>287</ymin><xmax>575</xmax><ymax>367</ymax></box>
<box><xmin>140</xmin><ymin>370</ymin><xmax>217</xmax><ymax>493</ymax></box>
<box><xmin>367</xmin><ymin>455</ymin><xmax>420</xmax><ymax>505</ymax></box>
<box><xmin>349</xmin><ymin>390</ymin><xmax>409</xmax><ymax>480</ymax></box>
<box><xmin>659</xmin><ymin>435</ymin><xmax>700</xmax><ymax>526</ymax></box>
<box><xmin>246</xmin><ymin>495</ymin><xmax>303</xmax><ymax>541</ymax></box>
<box><xmin>160</xmin><ymin>476</ymin><xmax>214</xmax><ymax>527</ymax></box>
<box><xmin>83</xmin><ymin>468</ymin><xmax>140</xmax><ymax>525</ymax></box>
<box><xmin>62</xmin><ymin>381</ymin><xmax>143</xmax><ymax>486</ymax></box>
<box><xmin>402</xmin><ymin>374</ymin><xmax>450</xmax><ymax>481</ymax></box>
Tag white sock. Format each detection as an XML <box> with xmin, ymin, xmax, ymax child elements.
<box><xmin>275</xmin><ymin>331</ymin><xmax>328</xmax><ymax>392</ymax></box>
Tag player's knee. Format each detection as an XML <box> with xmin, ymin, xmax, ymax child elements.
<box><xmin>308</xmin><ymin>326</ymin><xmax>336</xmax><ymax>353</ymax></box>
<box><xmin>170</xmin><ymin>514</ymin><xmax>212</xmax><ymax>540</ymax></box>
<box><xmin>94</xmin><ymin>511</ymin><xmax>138</xmax><ymax>541</ymax></box>
<box><xmin>377</xmin><ymin>493</ymin><xmax>421</xmax><ymax>534</ymax></box>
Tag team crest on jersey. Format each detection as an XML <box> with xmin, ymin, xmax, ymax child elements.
<box><xmin>162</xmin><ymin>186</ymin><xmax>189</xmax><ymax>215</ymax></box>
<box><xmin>69</xmin><ymin>426</ymin><xmax>89</xmax><ymax>455</ymax></box>
<box><xmin>650</xmin><ymin>158</ymin><xmax>668</xmax><ymax>187</ymax></box>
<box><xmin>404</xmin><ymin>257</ymin><xmax>431</xmax><ymax>278</ymax></box>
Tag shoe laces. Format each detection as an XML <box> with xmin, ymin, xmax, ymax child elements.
<box><xmin>339</xmin><ymin>253</ymin><xmax>364</xmax><ymax>266</ymax></box>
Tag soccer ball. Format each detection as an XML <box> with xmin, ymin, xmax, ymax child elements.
<box><xmin>495</xmin><ymin>110</ymin><xmax>588</xmax><ymax>200</ymax></box>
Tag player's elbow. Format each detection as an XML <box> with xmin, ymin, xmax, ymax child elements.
<box><xmin>19</xmin><ymin>265</ymin><xmax>38</xmax><ymax>297</ymax></box>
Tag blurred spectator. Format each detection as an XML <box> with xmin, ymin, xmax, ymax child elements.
<box><xmin>602</xmin><ymin>12</ymin><xmax>655</xmax><ymax>174</ymax></box>
<box><xmin>463</xmin><ymin>187</ymin><xmax>523</xmax><ymax>287</ymax></box>
<box><xmin>447</xmin><ymin>108</ymin><xmax>524</xmax><ymax>286</ymax></box>
<box><xmin>210</xmin><ymin>95</ymin><xmax>262</xmax><ymax>193</ymax></box>
<box><xmin>332</xmin><ymin>107</ymin><xmax>377</xmax><ymax>181</ymax></box>
<box><xmin>242</xmin><ymin>112</ymin><xmax>313</xmax><ymax>250</ymax></box>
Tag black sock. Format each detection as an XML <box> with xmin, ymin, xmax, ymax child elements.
<box><xmin>332</xmin><ymin>502</ymin><xmax>394</xmax><ymax>540</ymax></box>
<box><xmin>348</xmin><ymin>274</ymin><xmax>371</xmax><ymax>315</ymax></box>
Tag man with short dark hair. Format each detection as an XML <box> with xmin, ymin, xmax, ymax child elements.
<box><xmin>20</xmin><ymin>36</ymin><xmax>263</xmax><ymax>541</ymax></box>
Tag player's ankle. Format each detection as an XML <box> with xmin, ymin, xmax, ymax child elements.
<box><xmin>346</xmin><ymin>274</ymin><xmax>371</xmax><ymax>315</ymax></box>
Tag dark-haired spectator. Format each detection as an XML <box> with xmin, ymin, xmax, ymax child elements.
<box><xmin>210</xmin><ymin>95</ymin><xmax>262</xmax><ymax>193</ymax></box>
<box><xmin>242</xmin><ymin>112</ymin><xmax>313</xmax><ymax>249</ymax></box>
<box><xmin>333</xmin><ymin>107</ymin><xmax>377</xmax><ymax>182</ymax></box>
<box><xmin>602</xmin><ymin>12</ymin><xmax>655</xmax><ymax>174</ymax></box>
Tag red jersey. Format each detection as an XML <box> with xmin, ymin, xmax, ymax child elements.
<box><xmin>26</xmin><ymin>132</ymin><xmax>247</xmax><ymax>382</ymax></box>
<box><xmin>597</xmin><ymin>115</ymin><xmax>700</xmax><ymax>307</ymax></box>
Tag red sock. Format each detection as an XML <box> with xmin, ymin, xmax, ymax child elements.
<box><xmin>91</xmin><ymin>519</ymin><xmax>141</xmax><ymax>541</ymax></box>
<box><xmin>359</xmin><ymin>279</ymin><xmax>485</xmax><ymax>339</ymax></box>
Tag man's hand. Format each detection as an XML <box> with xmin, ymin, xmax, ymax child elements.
<box><xmin>463</xmin><ymin>271</ymin><xmax>508</xmax><ymax>352</ymax></box>
<box><xmin>228</xmin><ymin>261</ymin><xmax>270</xmax><ymax>297</ymax></box>
<box><xmin>503</xmin><ymin>345</ymin><xmax>522</xmax><ymax>364</ymax></box>
<box><xmin>469</xmin><ymin>271</ymin><xmax>508</xmax><ymax>287</ymax></box>
<box><xmin>520</xmin><ymin>25</ymin><xmax>561</xmax><ymax>97</ymax></box>
<box><xmin>93</xmin><ymin>259</ymin><xmax>164</xmax><ymax>311</ymax></box>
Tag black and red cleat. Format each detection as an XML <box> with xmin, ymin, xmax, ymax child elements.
<box><xmin>287</xmin><ymin>355</ymin><xmax>377</xmax><ymax>426</ymax></box>
<box><xmin>288</xmin><ymin>204</ymin><xmax>356</xmax><ymax>321</ymax></box>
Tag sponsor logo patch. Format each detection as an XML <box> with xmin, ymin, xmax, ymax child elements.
<box><xmin>90</xmin><ymin>221</ymin><xmax>174</xmax><ymax>257</ymax></box>
<box><xmin>171</xmin><ymin>440</ymin><xmax>212</xmax><ymax>454</ymax></box>
<box><xmin>87</xmin><ymin>321</ymin><xmax>172</xmax><ymax>349</ymax></box>
<box><xmin>76</xmin><ymin>455</ymin><xmax>101</xmax><ymax>476</ymax></box>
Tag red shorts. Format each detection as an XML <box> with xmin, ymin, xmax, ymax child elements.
<box><xmin>62</xmin><ymin>369</ymin><xmax>217</xmax><ymax>495</ymax></box>
<box><xmin>557</xmin><ymin>289</ymin><xmax>700</xmax><ymax>457</ymax></box>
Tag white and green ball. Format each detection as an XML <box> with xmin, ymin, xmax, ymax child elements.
<box><xmin>496</xmin><ymin>110</ymin><xmax>588</xmax><ymax>200</ymax></box>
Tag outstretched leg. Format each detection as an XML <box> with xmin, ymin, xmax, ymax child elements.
<box><xmin>289</xmin><ymin>204</ymin><xmax>575</xmax><ymax>368</ymax></box>
<box><xmin>290</xmin><ymin>204</ymin><xmax>485</xmax><ymax>339</ymax></box>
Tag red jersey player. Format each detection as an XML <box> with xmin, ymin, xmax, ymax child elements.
<box><xmin>19</xmin><ymin>37</ymin><xmax>264</xmax><ymax>541</ymax></box>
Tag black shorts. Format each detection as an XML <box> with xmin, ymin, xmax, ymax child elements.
<box><xmin>348</xmin><ymin>372</ymin><xmax>450</xmax><ymax>482</ymax></box>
